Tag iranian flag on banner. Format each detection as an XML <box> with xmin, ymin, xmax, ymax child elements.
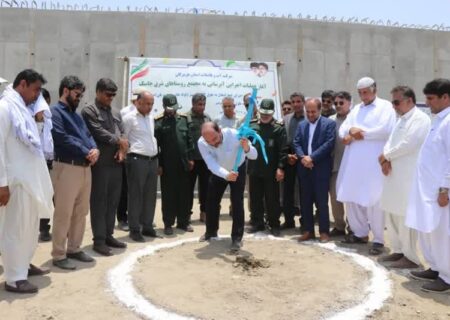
<box><xmin>130</xmin><ymin>59</ymin><xmax>150</xmax><ymax>85</ymax></box>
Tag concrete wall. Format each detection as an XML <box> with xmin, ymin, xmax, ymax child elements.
<box><xmin>0</xmin><ymin>8</ymin><xmax>449</xmax><ymax>110</ymax></box>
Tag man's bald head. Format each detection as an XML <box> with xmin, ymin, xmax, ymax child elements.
<box><xmin>201</xmin><ymin>121</ymin><xmax>222</xmax><ymax>147</ymax></box>
<box><xmin>135</xmin><ymin>91</ymin><xmax>154</xmax><ymax>115</ymax></box>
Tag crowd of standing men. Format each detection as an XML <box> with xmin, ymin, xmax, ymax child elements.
<box><xmin>0</xmin><ymin>68</ymin><xmax>449</xmax><ymax>295</ymax></box>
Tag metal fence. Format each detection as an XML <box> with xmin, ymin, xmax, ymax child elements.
<box><xmin>1</xmin><ymin>0</ymin><xmax>449</xmax><ymax>32</ymax></box>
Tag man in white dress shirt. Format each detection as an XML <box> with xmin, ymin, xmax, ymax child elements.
<box><xmin>0</xmin><ymin>69</ymin><xmax>54</xmax><ymax>293</ymax></box>
<box><xmin>337</xmin><ymin>77</ymin><xmax>396</xmax><ymax>255</ymax></box>
<box><xmin>117</xmin><ymin>86</ymin><xmax>147</xmax><ymax>231</ymax></box>
<box><xmin>407</xmin><ymin>78</ymin><xmax>450</xmax><ymax>293</ymax></box>
<box><xmin>198</xmin><ymin>122</ymin><xmax>257</xmax><ymax>251</ymax></box>
<box><xmin>214</xmin><ymin>96</ymin><xmax>238</xmax><ymax>129</ymax></box>
<box><xmin>122</xmin><ymin>91</ymin><xmax>159</xmax><ymax>242</ymax></box>
<box><xmin>379</xmin><ymin>86</ymin><xmax>430</xmax><ymax>269</ymax></box>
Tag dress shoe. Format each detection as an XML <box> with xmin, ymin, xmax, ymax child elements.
<box><xmin>5</xmin><ymin>280</ymin><xmax>38</xmax><ymax>294</ymax></box>
<box><xmin>118</xmin><ymin>221</ymin><xmax>130</xmax><ymax>232</ymax></box>
<box><xmin>378</xmin><ymin>253</ymin><xmax>404</xmax><ymax>262</ymax></box>
<box><xmin>129</xmin><ymin>232</ymin><xmax>145</xmax><ymax>243</ymax></box>
<box><xmin>177</xmin><ymin>224</ymin><xmax>194</xmax><ymax>232</ymax></box>
<box><xmin>164</xmin><ymin>226</ymin><xmax>174</xmax><ymax>235</ymax></box>
<box><xmin>271</xmin><ymin>227</ymin><xmax>281</xmax><ymax>237</ymax></box>
<box><xmin>246</xmin><ymin>225</ymin><xmax>265</xmax><ymax>233</ymax></box>
<box><xmin>93</xmin><ymin>244</ymin><xmax>114</xmax><ymax>256</ymax></box>
<box><xmin>368</xmin><ymin>242</ymin><xmax>384</xmax><ymax>256</ymax></box>
<box><xmin>106</xmin><ymin>237</ymin><xmax>127</xmax><ymax>248</ymax></box>
<box><xmin>297</xmin><ymin>231</ymin><xmax>316</xmax><ymax>242</ymax></box>
<box><xmin>28</xmin><ymin>264</ymin><xmax>50</xmax><ymax>277</ymax></box>
<box><xmin>410</xmin><ymin>268</ymin><xmax>439</xmax><ymax>281</ymax></box>
<box><xmin>200</xmin><ymin>211</ymin><xmax>206</xmax><ymax>222</ymax></box>
<box><xmin>329</xmin><ymin>228</ymin><xmax>346</xmax><ymax>237</ymax></box>
<box><xmin>142</xmin><ymin>228</ymin><xmax>160</xmax><ymax>238</ymax></box>
<box><xmin>388</xmin><ymin>256</ymin><xmax>420</xmax><ymax>269</ymax></box>
<box><xmin>67</xmin><ymin>251</ymin><xmax>95</xmax><ymax>262</ymax></box>
<box><xmin>230</xmin><ymin>240</ymin><xmax>242</xmax><ymax>252</ymax></box>
<box><xmin>53</xmin><ymin>258</ymin><xmax>76</xmax><ymax>270</ymax></box>
<box><xmin>199</xmin><ymin>232</ymin><xmax>217</xmax><ymax>242</ymax></box>
<box><xmin>421</xmin><ymin>277</ymin><xmax>450</xmax><ymax>293</ymax></box>
<box><xmin>319</xmin><ymin>233</ymin><xmax>330</xmax><ymax>243</ymax></box>
<box><xmin>39</xmin><ymin>230</ymin><xmax>51</xmax><ymax>242</ymax></box>
<box><xmin>280</xmin><ymin>221</ymin><xmax>296</xmax><ymax>230</ymax></box>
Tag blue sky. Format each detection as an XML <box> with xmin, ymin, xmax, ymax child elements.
<box><xmin>31</xmin><ymin>0</ymin><xmax>449</xmax><ymax>27</ymax></box>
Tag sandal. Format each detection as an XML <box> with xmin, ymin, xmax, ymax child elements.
<box><xmin>5</xmin><ymin>280</ymin><xmax>38</xmax><ymax>294</ymax></box>
<box><xmin>341</xmin><ymin>234</ymin><xmax>368</xmax><ymax>244</ymax></box>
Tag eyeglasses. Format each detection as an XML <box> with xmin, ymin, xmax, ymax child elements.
<box><xmin>105</xmin><ymin>92</ymin><xmax>117</xmax><ymax>98</ymax></box>
<box><xmin>335</xmin><ymin>101</ymin><xmax>345</xmax><ymax>106</ymax></box>
<box><xmin>392</xmin><ymin>99</ymin><xmax>406</xmax><ymax>106</ymax></box>
<box><xmin>71</xmin><ymin>91</ymin><xmax>84</xmax><ymax>99</ymax></box>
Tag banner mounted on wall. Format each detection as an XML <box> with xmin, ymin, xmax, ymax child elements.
<box><xmin>127</xmin><ymin>57</ymin><xmax>281</xmax><ymax>120</ymax></box>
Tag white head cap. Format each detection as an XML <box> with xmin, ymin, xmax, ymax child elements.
<box><xmin>356</xmin><ymin>77</ymin><xmax>375</xmax><ymax>90</ymax></box>
<box><xmin>131</xmin><ymin>86</ymin><xmax>147</xmax><ymax>100</ymax></box>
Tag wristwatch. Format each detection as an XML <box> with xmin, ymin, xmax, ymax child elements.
<box><xmin>439</xmin><ymin>187</ymin><xmax>449</xmax><ymax>194</ymax></box>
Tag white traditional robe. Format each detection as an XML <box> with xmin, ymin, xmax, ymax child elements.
<box><xmin>381</xmin><ymin>107</ymin><xmax>431</xmax><ymax>214</ymax></box>
<box><xmin>336</xmin><ymin>97</ymin><xmax>396</xmax><ymax>243</ymax></box>
<box><xmin>406</xmin><ymin>106</ymin><xmax>450</xmax><ymax>283</ymax></box>
<box><xmin>0</xmin><ymin>96</ymin><xmax>54</xmax><ymax>282</ymax></box>
<box><xmin>337</xmin><ymin>97</ymin><xmax>397</xmax><ymax>206</ymax></box>
<box><xmin>380</xmin><ymin>107</ymin><xmax>430</xmax><ymax>264</ymax></box>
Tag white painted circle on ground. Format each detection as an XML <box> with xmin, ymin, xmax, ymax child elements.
<box><xmin>108</xmin><ymin>235</ymin><xmax>391</xmax><ymax>320</ymax></box>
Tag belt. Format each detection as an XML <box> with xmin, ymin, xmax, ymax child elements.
<box><xmin>55</xmin><ymin>157</ymin><xmax>90</xmax><ymax>167</ymax></box>
<box><xmin>129</xmin><ymin>152</ymin><xmax>158</xmax><ymax>161</ymax></box>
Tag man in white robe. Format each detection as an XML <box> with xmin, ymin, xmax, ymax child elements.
<box><xmin>407</xmin><ymin>78</ymin><xmax>450</xmax><ymax>293</ymax></box>
<box><xmin>379</xmin><ymin>86</ymin><xmax>430</xmax><ymax>268</ymax></box>
<box><xmin>337</xmin><ymin>77</ymin><xmax>396</xmax><ymax>255</ymax></box>
<box><xmin>0</xmin><ymin>69</ymin><xmax>54</xmax><ymax>293</ymax></box>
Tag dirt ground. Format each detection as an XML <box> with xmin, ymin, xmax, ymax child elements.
<box><xmin>0</xmin><ymin>199</ymin><xmax>449</xmax><ymax>319</ymax></box>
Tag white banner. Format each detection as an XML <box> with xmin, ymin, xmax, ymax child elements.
<box><xmin>127</xmin><ymin>57</ymin><xmax>281</xmax><ymax>120</ymax></box>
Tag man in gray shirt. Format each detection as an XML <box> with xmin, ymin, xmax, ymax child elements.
<box><xmin>329</xmin><ymin>91</ymin><xmax>352</xmax><ymax>236</ymax></box>
<box><xmin>214</xmin><ymin>96</ymin><xmax>238</xmax><ymax>129</ymax></box>
<box><xmin>82</xmin><ymin>78</ymin><xmax>128</xmax><ymax>256</ymax></box>
<box><xmin>281</xmin><ymin>92</ymin><xmax>305</xmax><ymax>229</ymax></box>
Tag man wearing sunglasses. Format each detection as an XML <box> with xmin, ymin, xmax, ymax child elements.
<box><xmin>281</xmin><ymin>100</ymin><xmax>293</xmax><ymax>116</ymax></box>
<box><xmin>337</xmin><ymin>77</ymin><xmax>396</xmax><ymax>256</ymax></box>
<box><xmin>406</xmin><ymin>79</ymin><xmax>450</xmax><ymax>293</ymax></box>
<box><xmin>329</xmin><ymin>91</ymin><xmax>352</xmax><ymax>237</ymax></box>
<box><xmin>82</xmin><ymin>78</ymin><xmax>128</xmax><ymax>256</ymax></box>
<box><xmin>378</xmin><ymin>86</ymin><xmax>430</xmax><ymax>269</ymax></box>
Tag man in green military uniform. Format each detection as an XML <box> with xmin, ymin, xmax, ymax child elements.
<box><xmin>247</xmin><ymin>99</ymin><xmax>288</xmax><ymax>236</ymax></box>
<box><xmin>186</xmin><ymin>93</ymin><xmax>212</xmax><ymax>222</ymax></box>
<box><xmin>155</xmin><ymin>94</ymin><xmax>195</xmax><ymax>235</ymax></box>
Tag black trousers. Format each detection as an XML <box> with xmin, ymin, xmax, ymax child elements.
<box><xmin>206</xmin><ymin>164</ymin><xmax>246</xmax><ymax>241</ymax></box>
<box><xmin>283</xmin><ymin>162</ymin><xmax>300</xmax><ymax>223</ymax></box>
<box><xmin>90</xmin><ymin>165</ymin><xmax>122</xmax><ymax>245</ymax></box>
<box><xmin>39</xmin><ymin>219</ymin><xmax>50</xmax><ymax>232</ymax></box>
<box><xmin>189</xmin><ymin>159</ymin><xmax>211</xmax><ymax>213</ymax></box>
<box><xmin>249</xmin><ymin>175</ymin><xmax>281</xmax><ymax>229</ymax></box>
<box><xmin>116</xmin><ymin>162</ymin><xmax>128</xmax><ymax>223</ymax></box>
<box><xmin>161</xmin><ymin>164</ymin><xmax>191</xmax><ymax>228</ymax></box>
<box><xmin>126</xmin><ymin>157</ymin><xmax>158</xmax><ymax>233</ymax></box>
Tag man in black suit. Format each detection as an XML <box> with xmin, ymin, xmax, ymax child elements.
<box><xmin>294</xmin><ymin>98</ymin><xmax>336</xmax><ymax>243</ymax></box>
